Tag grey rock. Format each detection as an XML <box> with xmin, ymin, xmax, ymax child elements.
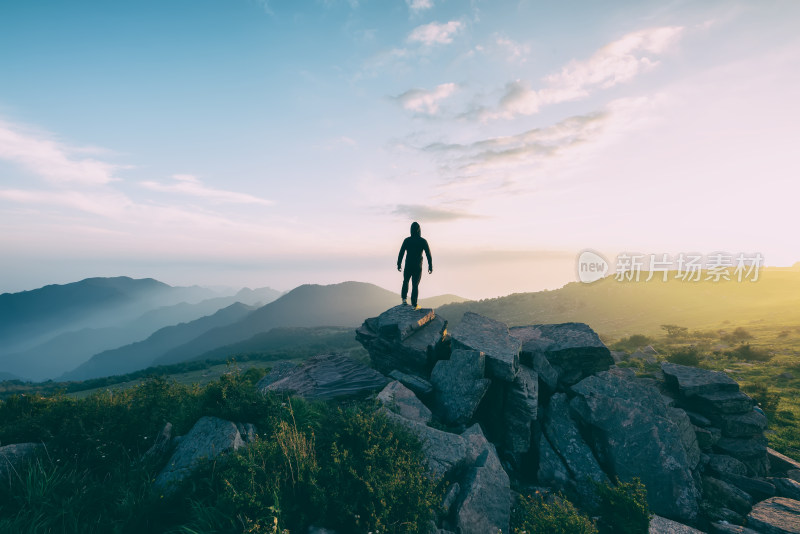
<box><xmin>648</xmin><ymin>514</ymin><xmax>704</xmax><ymax>533</ymax></box>
<box><xmin>630</xmin><ymin>349</ymin><xmax>657</xmax><ymax>364</ymax></box>
<box><xmin>142</xmin><ymin>422</ymin><xmax>173</xmax><ymax>462</ymax></box>
<box><xmin>746</xmin><ymin>497</ymin><xmax>800</xmax><ymax>534</ymax></box>
<box><xmin>709</xmin><ymin>523</ymin><xmax>759</xmax><ymax>534</ymax></box>
<box><xmin>661</xmin><ymin>362</ymin><xmax>740</xmax><ymax>398</ymax></box>
<box><xmin>570</xmin><ymin>371</ymin><xmax>700</xmax><ymax>523</ymax></box>
<box><xmin>530</xmin><ymin>352</ymin><xmax>559</xmax><ymax>394</ymax></box>
<box><xmin>767</xmin><ymin>477</ymin><xmax>800</xmax><ymax>501</ymax></box>
<box><xmin>154</xmin><ymin>416</ymin><xmax>254</xmax><ymax>494</ymax></box>
<box><xmin>690</xmin><ymin>391</ymin><xmax>754</xmax><ymax>417</ymax></box>
<box><xmin>455</xmin><ymin>425</ymin><xmax>511</xmax><ymax>534</ymax></box>
<box><xmin>715</xmin><ymin>436</ymin><xmax>769</xmax><ymax>470</ymax></box>
<box><xmin>511</xmin><ymin>322</ymin><xmax>612</xmax><ymax>386</ymax></box>
<box><xmin>610</xmin><ymin>350</ymin><xmax>628</xmax><ymax>363</ymax></box>
<box><xmin>255</xmin><ymin>361</ymin><xmax>298</xmax><ymax>389</ymax></box>
<box><xmin>259</xmin><ymin>353</ymin><xmax>389</xmax><ymax>401</ymax></box>
<box><xmin>430</xmin><ymin>349</ymin><xmax>491</xmax><ymax>425</ymax></box>
<box><xmin>787</xmin><ymin>470</ymin><xmax>800</xmax><ymax>483</ymax></box>
<box><xmin>707</xmin><ymin>454</ymin><xmax>749</xmax><ymax>478</ymax></box>
<box><xmin>386</xmin><ymin>415</ymin><xmax>468</xmax><ymax>478</ymax></box>
<box><xmin>768</xmin><ymin>447</ymin><xmax>800</xmax><ymax>474</ymax></box>
<box><xmin>542</xmin><ymin>393</ymin><xmax>608</xmax><ymax>506</ymax></box>
<box><xmin>357</xmin><ymin>313</ymin><xmax>446</xmax><ymax>376</ymax></box>
<box><xmin>441</xmin><ymin>482</ymin><xmax>460</xmax><ymax>515</ymax></box>
<box><xmin>703</xmin><ymin>475</ymin><xmax>753</xmax><ymax>516</ymax></box>
<box><xmin>0</xmin><ymin>442</ymin><xmax>41</xmax><ymax>482</ymax></box>
<box><xmin>705</xmin><ymin>506</ymin><xmax>745</xmax><ymax>526</ymax></box>
<box><xmin>377</xmin><ymin>381</ymin><xmax>432</xmax><ymax>424</ymax></box>
<box><xmin>503</xmin><ymin>366</ymin><xmax>538</xmax><ymax>456</ymax></box>
<box><xmin>389</xmin><ymin>369</ymin><xmax>434</xmax><ymax>397</ymax></box>
<box><xmin>537</xmin><ymin>434</ymin><xmax>573</xmax><ymax>493</ymax></box>
<box><xmin>721</xmin><ymin>473</ymin><xmax>776</xmax><ymax>502</ymax></box>
<box><xmin>714</xmin><ymin>410</ymin><xmax>768</xmax><ymax>438</ymax></box>
<box><xmin>375</xmin><ymin>305</ymin><xmax>436</xmax><ymax>341</ymax></box>
<box><xmin>450</xmin><ymin>312</ymin><xmax>520</xmax><ymax>382</ymax></box>
<box><xmin>695</xmin><ymin>425</ymin><xmax>717</xmax><ymax>451</ymax></box>
<box><xmin>667</xmin><ymin>407</ymin><xmax>701</xmax><ymax>470</ymax></box>
<box><xmin>686</xmin><ymin>410</ymin><xmax>712</xmax><ymax>427</ymax></box>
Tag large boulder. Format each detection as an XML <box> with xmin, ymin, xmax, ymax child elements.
<box><xmin>257</xmin><ymin>353</ymin><xmax>389</xmax><ymax>401</ymax></box>
<box><xmin>661</xmin><ymin>362</ymin><xmax>739</xmax><ymax>398</ymax></box>
<box><xmin>746</xmin><ymin>497</ymin><xmax>800</xmax><ymax>534</ymax></box>
<box><xmin>648</xmin><ymin>514</ymin><xmax>705</xmax><ymax>533</ymax></box>
<box><xmin>449</xmin><ymin>312</ymin><xmax>520</xmax><ymax>382</ymax></box>
<box><xmin>356</xmin><ymin>307</ymin><xmax>446</xmax><ymax>376</ymax></box>
<box><xmin>541</xmin><ymin>393</ymin><xmax>608</xmax><ymax>506</ymax></box>
<box><xmin>502</xmin><ymin>366</ymin><xmax>538</xmax><ymax>457</ymax></box>
<box><xmin>377</xmin><ymin>380</ymin><xmax>432</xmax><ymax>424</ymax></box>
<box><xmin>570</xmin><ymin>371</ymin><xmax>700</xmax><ymax>523</ymax></box>
<box><xmin>430</xmin><ymin>349</ymin><xmax>491</xmax><ymax>425</ymax></box>
<box><xmin>511</xmin><ymin>322</ymin><xmax>613</xmax><ymax>386</ymax></box>
<box><xmin>154</xmin><ymin>416</ymin><xmax>255</xmax><ymax>495</ymax></box>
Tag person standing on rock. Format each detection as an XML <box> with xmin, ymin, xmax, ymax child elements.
<box><xmin>397</xmin><ymin>221</ymin><xmax>433</xmax><ymax>309</ymax></box>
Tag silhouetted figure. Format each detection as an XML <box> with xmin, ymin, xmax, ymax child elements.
<box><xmin>397</xmin><ymin>221</ymin><xmax>433</xmax><ymax>308</ymax></box>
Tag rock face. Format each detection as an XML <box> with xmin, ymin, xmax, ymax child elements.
<box><xmin>511</xmin><ymin>322</ymin><xmax>613</xmax><ymax>386</ymax></box>
<box><xmin>377</xmin><ymin>380</ymin><xmax>432</xmax><ymax>424</ymax></box>
<box><xmin>256</xmin><ymin>353</ymin><xmax>389</xmax><ymax>400</ymax></box>
<box><xmin>357</xmin><ymin>306</ymin><xmax>446</xmax><ymax>376</ymax></box>
<box><xmin>154</xmin><ymin>416</ymin><xmax>256</xmax><ymax>495</ymax></box>
<box><xmin>746</xmin><ymin>497</ymin><xmax>800</xmax><ymax>534</ymax></box>
<box><xmin>430</xmin><ymin>350</ymin><xmax>491</xmax><ymax>425</ymax></box>
<box><xmin>570</xmin><ymin>371</ymin><xmax>701</xmax><ymax>522</ymax></box>
<box><xmin>449</xmin><ymin>312</ymin><xmax>520</xmax><ymax>382</ymax></box>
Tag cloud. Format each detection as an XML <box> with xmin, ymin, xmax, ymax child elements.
<box><xmin>495</xmin><ymin>36</ymin><xmax>530</xmax><ymax>63</ymax></box>
<box><xmin>393</xmin><ymin>203</ymin><xmax>482</xmax><ymax>221</ymax></box>
<box><xmin>407</xmin><ymin>21</ymin><xmax>463</xmax><ymax>46</ymax></box>
<box><xmin>0</xmin><ymin>120</ymin><xmax>121</xmax><ymax>185</ymax></box>
<box><xmin>395</xmin><ymin>83</ymin><xmax>457</xmax><ymax>114</ymax></box>
<box><xmin>140</xmin><ymin>174</ymin><xmax>273</xmax><ymax>206</ymax></box>
<box><xmin>484</xmin><ymin>26</ymin><xmax>683</xmax><ymax>119</ymax></box>
<box><xmin>406</xmin><ymin>0</ymin><xmax>433</xmax><ymax>13</ymax></box>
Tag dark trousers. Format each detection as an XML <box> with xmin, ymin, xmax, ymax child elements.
<box><xmin>401</xmin><ymin>268</ymin><xmax>422</xmax><ymax>306</ymax></box>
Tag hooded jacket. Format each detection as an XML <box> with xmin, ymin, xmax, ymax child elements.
<box><xmin>397</xmin><ymin>222</ymin><xmax>432</xmax><ymax>272</ymax></box>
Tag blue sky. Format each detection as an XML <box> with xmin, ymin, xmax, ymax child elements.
<box><xmin>1</xmin><ymin>0</ymin><xmax>799</xmax><ymax>299</ymax></box>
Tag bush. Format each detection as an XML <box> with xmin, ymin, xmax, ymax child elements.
<box><xmin>727</xmin><ymin>344</ymin><xmax>772</xmax><ymax>362</ymax></box>
<box><xmin>511</xmin><ymin>492</ymin><xmax>597</xmax><ymax>534</ymax></box>
<box><xmin>594</xmin><ymin>478</ymin><xmax>651</xmax><ymax>534</ymax></box>
<box><xmin>666</xmin><ymin>347</ymin><xmax>702</xmax><ymax>367</ymax></box>
<box><xmin>721</xmin><ymin>327</ymin><xmax>753</xmax><ymax>344</ymax></box>
<box><xmin>612</xmin><ymin>335</ymin><xmax>653</xmax><ymax>352</ymax></box>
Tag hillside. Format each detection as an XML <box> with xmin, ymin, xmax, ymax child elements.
<box><xmin>62</xmin><ymin>302</ymin><xmax>259</xmax><ymax>381</ymax></box>
<box><xmin>436</xmin><ymin>270</ymin><xmax>800</xmax><ymax>337</ymax></box>
<box><xmin>155</xmin><ymin>282</ymin><xmax>463</xmax><ymax>365</ymax></box>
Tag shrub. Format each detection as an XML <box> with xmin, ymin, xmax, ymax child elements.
<box><xmin>721</xmin><ymin>327</ymin><xmax>753</xmax><ymax>344</ymax></box>
<box><xmin>742</xmin><ymin>382</ymin><xmax>780</xmax><ymax>419</ymax></box>
<box><xmin>727</xmin><ymin>343</ymin><xmax>772</xmax><ymax>362</ymax></box>
<box><xmin>594</xmin><ymin>478</ymin><xmax>651</xmax><ymax>534</ymax></box>
<box><xmin>666</xmin><ymin>347</ymin><xmax>702</xmax><ymax>367</ymax></box>
<box><xmin>611</xmin><ymin>335</ymin><xmax>653</xmax><ymax>352</ymax></box>
<box><xmin>511</xmin><ymin>492</ymin><xmax>597</xmax><ymax>534</ymax></box>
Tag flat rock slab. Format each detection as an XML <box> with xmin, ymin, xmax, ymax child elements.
<box><xmin>768</xmin><ymin>448</ymin><xmax>800</xmax><ymax>474</ymax></box>
<box><xmin>715</xmin><ymin>410</ymin><xmax>768</xmax><ymax>438</ymax></box>
<box><xmin>648</xmin><ymin>514</ymin><xmax>705</xmax><ymax>533</ymax></box>
<box><xmin>376</xmin><ymin>305</ymin><xmax>436</xmax><ymax>341</ymax></box>
<box><xmin>258</xmin><ymin>353</ymin><xmax>389</xmax><ymax>401</ymax></box>
<box><xmin>377</xmin><ymin>380</ymin><xmax>432</xmax><ymax>424</ymax></box>
<box><xmin>768</xmin><ymin>477</ymin><xmax>800</xmax><ymax>501</ymax></box>
<box><xmin>357</xmin><ymin>313</ymin><xmax>446</xmax><ymax>376</ymax></box>
<box><xmin>511</xmin><ymin>322</ymin><xmax>612</xmax><ymax>385</ymax></box>
<box><xmin>661</xmin><ymin>362</ymin><xmax>739</xmax><ymax>398</ymax></box>
<box><xmin>154</xmin><ymin>416</ymin><xmax>254</xmax><ymax>495</ymax></box>
<box><xmin>0</xmin><ymin>442</ymin><xmax>41</xmax><ymax>480</ymax></box>
<box><xmin>389</xmin><ymin>369</ymin><xmax>434</xmax><ymax>397</ymax></box>
<box><xmin>746</xmin><ymin>497</ymin><xmax>800</xmax><ymax>534</ymax></box>
<box><xmin>449</xmin><ymin>312</ymin><xmax>520</xmax><ymax>382</ymax></box>
<box><xmin>690</xmin><ymin>390</ymin><xmax>754</xmax><ymax>416</ymax></box>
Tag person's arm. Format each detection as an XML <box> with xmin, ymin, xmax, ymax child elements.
<box><xmin>425</xmin><ymin>240</ymin><xmax>433</xmax><ymax>273</ymax></box>
<box><xmin>397</xmin><ymin>239</ymin><xmax>407</xmax><ymax>271</ymax></box>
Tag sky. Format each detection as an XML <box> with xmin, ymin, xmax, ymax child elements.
<box><xmin>1</xmin><ymin>0</ymin><xmax>799</xmax><ymax>300</ymax></box>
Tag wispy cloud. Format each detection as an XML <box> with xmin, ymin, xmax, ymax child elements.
<box><xmin>406</xmin><ymin>0</ymin><xmax>433</xmax><ymax>13</ymax></box>
<box><xmin>393</xmin><ymin>203</ymin><xmax>482</xmax><ymax>221</ymax></box>
<box><xmin>0</xmin><ymin>120</ymin><xmax>122</xmax><ymax>185</ymax></box>
<box><xmin>395</xmin><ymin>83</ymin><xmax>457</xmax><ymax>115</ymax></box>
<box><xmin>481</xmin><ymin>26</ymin><xmax>683</xmax><ymax>119</ymax></box>
<box><xmin>495</xmin><ymin>36</ymin><xmax>530</xmax><ymax>63</ymax></box>
<box><xmin>408</xmin><ymin>20</ymin><xmax>463</xmax><ymax>46</ymax></box>
<box><xmin>140</xmin><ymin>174</ymin><xmax>274</xmax><ymax>206</ymax></box>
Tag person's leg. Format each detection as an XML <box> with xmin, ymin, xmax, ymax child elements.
<box><xmin>401</xmin><ymin>269</ymin><xmax>412</xmax><ymax>303</ymax></box>
<box><xmin>410</xmin><ymin>269</ymin><xmax>422</xmax><ymax>307</ymax></box>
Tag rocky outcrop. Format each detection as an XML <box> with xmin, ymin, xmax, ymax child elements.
<box><xmin>450</xmin><ymin>312</ymin><xmax>520</xmax><ymax>382</ymax></box>
<box><xmin>256</xmin><ymin>353</ymin><xmax>389</xmax><ymax>401</ymax></box>
<box><xmin>154</xmin><ymin>416</ymin><xmax>256</xmax><ymax>495</ymax></box>
<box><xmin>511</xmin><ymin>322</ymin><xmax>613</xmax><ymax>386</ymax></box>
<box><xmin>430</xmin><ymin>350</ymin><xmax>491</xmax><ymax>425</ymax></box>
<box><xmin>746</xmin><ymin>497</ymin><xmax>800</xmax><ymax>534</ymax></box>
<box><xmin>377</xmin><ymin>380</ymin><xmax>432</xmax><ymax>424</ymax></box>
<box><xmin>356</xmin><ymin>306</ymin><xmax>446</xmax><ymax>376</ymax></box>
